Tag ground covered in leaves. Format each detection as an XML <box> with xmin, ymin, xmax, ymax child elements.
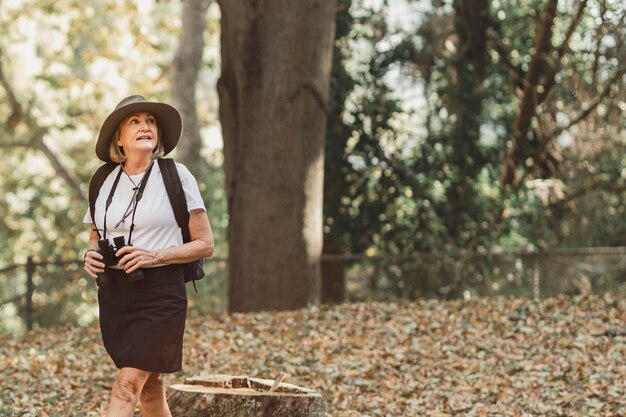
<box><xmin>1</xmin><ymin>295</ymin><xmax>625</xmax><ymax>416</ymax></box>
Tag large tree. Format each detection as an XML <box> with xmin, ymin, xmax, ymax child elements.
<box><xmin>217</xmin><ymin>0</ymin><xmax>337</xmax><ymax>312</ymax></box>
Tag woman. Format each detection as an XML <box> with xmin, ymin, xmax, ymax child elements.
<box><xmin>83</xmin><ymin>95</ymin><xmax>214</xmax><ymax>417</ymax></box>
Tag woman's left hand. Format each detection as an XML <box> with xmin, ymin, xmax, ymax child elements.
<box><xmin>116</xmin><ymin>246</ymin><xmax>159</xmax><ymax>274</ymax></box>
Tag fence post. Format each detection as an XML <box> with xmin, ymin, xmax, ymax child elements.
<box><xmin>25</xmin><ymin>256</ymin><xmax>35</xmax><ymax>331</ymax></box>
<box><xmin>532</xmin><ymin>256</ymin><xmax>540</xmax><ymax>302</ymax></box>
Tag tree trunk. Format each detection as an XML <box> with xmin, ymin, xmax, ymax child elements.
<box><xmin>217</xmin><ymin>0</ymin><xmax>337</xmax><ymax>312</ymax></box>
<box><xmin>320</xmin><ymin>240</ymin><xmax>345</xmax><ymax>304</ymax></box>
<box><xmin>167</xmin><ymin>375</ymin><xmax>326</xmax><ymax>417</ymax></box>
<box><xmin>169</xmin><ymin>0</ymin><xmax>212</xmax><ymax>176</ymax></box>
<box><xmin>441</xmin><ymin>0</ymin><xmax>489</xmax><ymax>245</ymax></box>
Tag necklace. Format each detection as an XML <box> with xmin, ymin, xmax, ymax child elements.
<box><xmin>123</xmin><ymin>168</ymin><xmax>141</xmax><ymax>191</ymax></box>
<box><xmin>114</xmin><ymin>187</ymin><xmax>140</xmax><ymax>228</ymax></box>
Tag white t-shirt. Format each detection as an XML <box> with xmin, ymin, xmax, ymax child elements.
<box><xmin>83</xmin><ymin>162</ymin><xmax>206</xmax><ymax>251</ymax></box>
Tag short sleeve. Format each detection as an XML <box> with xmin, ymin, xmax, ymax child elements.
<box><xmin>175</xmin><ymin>163</ymin><xmax>206</xmax><ymax>212</ymax></box>
<box><xmin>83</xmin><ymin>208</ymin><xmax>92</xmax><ymax>224</ymax></box>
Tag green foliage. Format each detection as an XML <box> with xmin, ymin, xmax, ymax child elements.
<box><xmin>493</xmin><ymin>0</ymin><xmax>626</xmax><ymax>248</ymax></box>
<box><xmin>322</xmin><ymin>0</ymin><xmax>626</xmax><ymax>298</ymax></box>
<box><xmin>326</xmin><ymin>0</ymin><xmax>626</xmax><ymax>256</ymax></box>
<box><xmin>325</xmin><ymin>0</ymin><xmax>505</xmax><ymax>260</ymax></box>
<box><xmin>325</xmin><ymin>0</ymin><xmax>430</xmax><ymax>255</ymax></box>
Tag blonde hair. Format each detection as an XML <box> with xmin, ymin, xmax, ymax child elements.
<box><xmin>108</xmin><ymin>115</ymin><xmax>165</xmax><ymax>163</ymax></box>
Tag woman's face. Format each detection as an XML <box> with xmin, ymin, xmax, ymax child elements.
<box><xmin>117</xmin><ymin>112</ymin><xmax>159</xmax><ymax>156</ymax></box>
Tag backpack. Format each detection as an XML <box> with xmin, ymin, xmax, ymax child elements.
<box><xmin>88</xmin><ymin>158</ymin><xmax>205</xmax><ymax>291</ymax></box>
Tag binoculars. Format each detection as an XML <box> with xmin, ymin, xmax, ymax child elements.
<box><xmin>96</xmin><ymin>236</ymin><xmax>145</xmax><ymax>286</ymax></box>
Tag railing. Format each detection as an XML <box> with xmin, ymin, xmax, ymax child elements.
<box><xmin>1</xmin><ymin>247</ymin><xmax>626</xmax><ymax>334</ymax></box>
<box><xmin>0</xmin><ymin>256</ymin><xmax>229</xmax><ymax>334</ymax></box>
<box><xmin>332</xmin><ymin>247</ymin><xmax>626</xmax><ymax>302</ymax></box>
<box><xmin>0</xmin><ymin>257</ymin><xmax>87</xmax><ymax>331</ymax></box>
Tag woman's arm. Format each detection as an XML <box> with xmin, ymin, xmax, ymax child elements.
<box><xmin>117</xmin><ymin>209</ymin><xmax>214</xmax><ymax>273</ymax></box>
<box><xmin>84</xmin><ymin>227</ymin><xmax>105</xmax><ymax>279</ymax></box>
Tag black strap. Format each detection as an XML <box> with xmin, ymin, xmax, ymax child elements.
<box><xmin>91</xmin><ymin>161</ymin><xmax>154</xmax><ymax>243</ymax></box>
<box><xmin>89</xmin><ymin>158</ymin><xmax>201</xmax><ymax>289</ymax></box>
<box><xmin>158</xmin><ymin>159</ymin><xmax>201</xmax><ymax>292</ymax></box>
<box><xmin>158</xmin><ymin>158</ymin><xmax>191</xmax><ymax>243</ymax></box>
<box><xmin>127</xmin><ymin>161</ymin><xmax>154</xmax><ymax>245</ymax></box>
<box><xmin>102</xmin><ymin>167</ymin><xmax>124</xmax><ymax>240</ymax></box>
<box><xmin>88</xmin><ymin>162</ymin><xmax>118</xmax><ymax>239</ymax></box>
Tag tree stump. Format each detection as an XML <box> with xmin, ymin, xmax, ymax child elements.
<box><xmin>166</xmin><ymin>374</ymin><xmax>326</xmax><ymax>417</ymax></box>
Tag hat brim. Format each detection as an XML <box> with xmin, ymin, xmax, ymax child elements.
<box><xmin>96</xmin><ymin>101</ymin><xmax>182</xmax><ymax>162</ymax></box>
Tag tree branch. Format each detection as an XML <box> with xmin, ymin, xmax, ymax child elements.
<box><xmin>0</xmin><ymin>138</ymin><xmax>30</xmax><ymax>147</ymax></box>
<box><xmin>534</xmin><ymin>1</ymin><xmax>588</xmax><ymax>106</ymax></box>
<box><xmin>488</xmin><ymin>32</ymin><xmax>525</xmax><ymax>95</ymax></box>
<box><xmin>0</xmin><ymin>49</ymin><xmax>86</xmax><ymax>201</ymax></box>
<box><xmin>501</xmin><ymin>0</ymin><xmax>559</xmax><ymax>186</ymax></box>
<box><xmin>544</xmin><ymin>67</ymin><xmax>624</xmax><ymax>142</ymax></box>
<box><xmin>0</xmin><ymin>47</ymin><xmax>23</xmax><ymax>128</ymax></box>
<box><xmin>555</xmin><ymin>178</ymin><xmax>626</xmax><ymax>207</ymax></box>
<box><xmin>35</xmin><ymin>136</ymin><xmax>86</xmax><ymax>201</ymax></box>
<box><xmin>556</xmin><ymin>0</ymin><xmax>588</xmax><ymax>58</ymax></box>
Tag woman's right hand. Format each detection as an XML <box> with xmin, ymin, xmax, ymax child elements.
<box><xmin>84</xmin><ymin>250</ymin><xmax>105</xmax><ymax>279</ymax></box>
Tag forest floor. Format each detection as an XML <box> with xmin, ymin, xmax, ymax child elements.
<box><xmin>1</xmin><ymin>294</ymin><xmax>625</xmax><ymax>416</ymax></box>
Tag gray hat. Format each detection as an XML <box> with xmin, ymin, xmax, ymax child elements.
<box><xmin>95</xmin><ymin>95</ymin><xmax>182</xmax><ymax>162</ymax></box>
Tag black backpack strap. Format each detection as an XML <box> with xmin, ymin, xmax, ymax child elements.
<box><xmin>88</xmin><ymin>162</ymin><xmax>118</xmax><ymax>239</ymax></box>
<box><xmin>158</xmin><ymin>158</ymin><xmax>202</xmax><ymax>292</ymax></box>
<box><xmin>158</xmin><ymin>158</ymin><xmax>191</xmax><ymax>243</ymax></box>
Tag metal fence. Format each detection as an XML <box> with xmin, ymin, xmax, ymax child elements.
<box><xmin>333</xmin><ymin>247</ymin><xmax>626</xmax><ymax>302</ymax></box>
<box><xmin>0</xmin><ymin>256</ymin><xmax>228</xmax><ymax>335</ymax></box>
<box><xmin>1</xmin><ymin>247</ymin><xmax>625</xmax><ymax>334</ymax></box>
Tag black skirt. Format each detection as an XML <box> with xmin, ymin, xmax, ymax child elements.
<box><xmin>97</xmin><ymin>264</ymin><xmax>187</xmax><ymax>373</ymax></box>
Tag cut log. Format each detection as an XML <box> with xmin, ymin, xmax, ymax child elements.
<box><xmin>167</xmin><ymin>374</ymin><xmax>326</xmax><ymax>417</ymax></box>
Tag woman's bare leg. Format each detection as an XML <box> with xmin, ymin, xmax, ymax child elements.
<box><xmin>139</xmin><ymin>373</ymin><xmax>172</xmax><ymax>417</ymax></box>
<box><xmin>105</xmin><ymin>367</ymin><xmax>151</xmax><ymax>417</ymax></box>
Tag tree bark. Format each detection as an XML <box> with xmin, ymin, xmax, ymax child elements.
<box><xmin>169</xmin><ymin>0</ymin><xmax>212</xmax><ymax>176</ymax></box>
<box><xmin>217</xmin><ymin>0</ymin><xmax>337</xmax><ymax>312</ymax></box>
<box><xmin>167</xmin><ymin>375</ymin><xmax>326</xmax><ymax>417</ymax></box>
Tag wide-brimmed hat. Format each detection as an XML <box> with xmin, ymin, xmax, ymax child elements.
<box><xmin>96</xmin><ymin>95</ymin><xmax>182</xmax><ymax>162</ymax></box>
